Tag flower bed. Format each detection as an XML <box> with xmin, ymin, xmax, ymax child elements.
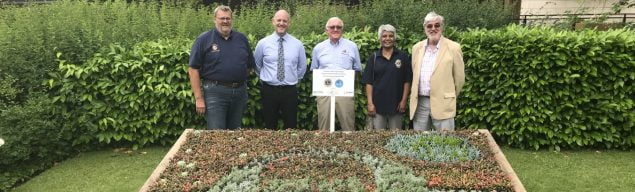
<box><xmin>141</xmin><ymin>129</ymin><xmax>524</xmax><ymax>192</ymax></box>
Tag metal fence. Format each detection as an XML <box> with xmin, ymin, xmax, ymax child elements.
<box><xmin>517</xmin><ymin>13</ymin><xmax>635</xmax><ymax>26</ymax></box>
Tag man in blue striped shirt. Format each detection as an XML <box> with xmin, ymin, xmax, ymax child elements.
<box><xmin>254</xmin><ymin>10</ymin><xmax>307</xmax><ymax>129</ymax></box>
<box><xmin>310</xmin><ymin>17</ymin><xmax>362</xmax><ymax>131</ymax></box>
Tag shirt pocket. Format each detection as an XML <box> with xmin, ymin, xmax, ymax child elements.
<box><xmin>342</xmin><ymin>49</ymin><xmax>355</xmax><ymax>64</ymax></box>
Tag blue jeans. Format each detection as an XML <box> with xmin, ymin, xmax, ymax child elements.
<box><xmin>202</xmin><ymin>82</ymin><xmax>247</xmax><ymax>129</ymax></box>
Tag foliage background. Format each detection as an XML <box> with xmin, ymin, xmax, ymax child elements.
<box><xmin>1</xmin><ymin>1</ymin><xmax>210</xmax><ymax>189</ymax></box>
<box><xmin>49</xmin><ymin>27</ymin><xmax>635</xmax><ymax>152</ymax></box>
<box><xmin>458</xmin><ymin>26</ymin><xmax>634</xmax><ymax>150</ymax></box>
<box><xmin>1</xmin><ymin>0</ymin><xmax>633</xmax><ymax>190</ymax></box>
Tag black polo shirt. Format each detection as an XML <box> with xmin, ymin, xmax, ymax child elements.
<box><xmin>189</xmin><ymin>28</ymin><xmax>254</xmax><ymax>82</ymax></box>
<box><xmin>362</xmin><ymin>49</ymin><xmax>412</xmax><ymax>115</ymax></box>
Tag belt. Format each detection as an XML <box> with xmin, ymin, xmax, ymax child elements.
<box><xmin>205</xmin><ymin>80</ymin><xmax>244</xmax><ymax>88</ymax></box>
<box><xmin>263</xmin><ymin>83</ymin><xmax>295</xmax><ymax>89</ymax></box>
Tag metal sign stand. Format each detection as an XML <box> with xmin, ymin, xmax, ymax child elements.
<box><xmin>329</xmin><ymin>95</ymin><xmax>335</xmax><ymax>133</ymax></box>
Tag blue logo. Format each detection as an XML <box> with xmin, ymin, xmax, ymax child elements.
<box><xmin>335</xmin><ymin>79</ymin><xmax>343</xmax><ymax>88</ymax></box>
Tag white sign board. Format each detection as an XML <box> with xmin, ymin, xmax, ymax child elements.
<box><xmin>311</xmin><ymin>69</ymin><xmax>355</xmax><ymax>97</ymax></box>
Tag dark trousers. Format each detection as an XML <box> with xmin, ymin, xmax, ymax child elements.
<box><xmin>261</xmin><ymin>83</ymin><xmax>298</xmax><ymax>129</ymax></box>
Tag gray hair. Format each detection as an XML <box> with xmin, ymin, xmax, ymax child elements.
<box><xmin>325</xmin><ymin>17</ymin><xmax>344</xmax><ymax>29</ymax></box>
<box><xmin>423</xmin><ymin>12</ymin><xmax>444</xmax><ymax>25</ymax></box>
<box><xmin>214</xmin><ymin>5</ymin><xmax>232</xmax><ymax>17</ymax></box>
<box><xmin>377</xmin><ymin>24</ymin><xmax>397</xmax><ymax>39</ymax></box>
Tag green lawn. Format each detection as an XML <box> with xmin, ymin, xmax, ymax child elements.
<box><xmin>11</xmin><ymin>146</ymin><xmax>635</xmax><ymax>192</ymax></box>
<box><xmin>12</xmin><ymin>147</ymin><xmax>168</xmax><ymax>192</ymax></box>
<box><xmin>502</xmin><ymin>147</ymin><xmax>635</xmax><ymax>192</ymax></box>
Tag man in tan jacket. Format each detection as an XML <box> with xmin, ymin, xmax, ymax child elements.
<box><xmin>409</xmin><ymin>12</ymin><xmax>465</xmax><ymax>131</ymax></box>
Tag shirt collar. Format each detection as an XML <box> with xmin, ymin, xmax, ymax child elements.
<box><xmin>329</xmin><ymin>38</ymin><xmax>342</xmax><ymax>46</ymax></box>
<box><xmin>213</xmin><ymin>28</ymin><xmax>233</xmax><ymax>40</ymax></box>
<box><xmin>424</xmin><ymin>38</ymin><xmax>442</xmax><ymax>50</ymax></box>
<box><xmin>374</xmin><ymin>48</ymin><xmax>400</xmax><ymax>59</ymax></box>
<box><xmin>273</xmin><ymin>32</ymin><xmax>288</xmax><ymax>41</ymax></box>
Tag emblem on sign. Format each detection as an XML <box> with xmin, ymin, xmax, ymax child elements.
<box><xmin>324</xmin><ymin>79</ymin><xmax>332</xmax><ymax>87</ymax></box>
<box><xmin>335</xmin><ymin>79</ymin><xmax>343</xmax><ymax>88</ymax></box>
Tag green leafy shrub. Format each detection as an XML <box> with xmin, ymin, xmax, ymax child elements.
<box><xmin>431</xmin><ymin>0</ymin><xmax>515</xmax><ymax>30</ymax></box>
<box><xmin>0</xmin><ymin>0</ymin><xmax>212</xmax><ymax>104</ymax></box>
<box><xmin>50</xmin><ymin>38</ymin><xmax>201</xmax><ymax>148</ymax></box>
<box><xmin>0</xmin><ymin>93</ymin><xmax>74</xmax><ymax>191</ymax></box>
<box><xmin>51</xmin><ymin>25</ymin><xmax>634</xmax><ymax>151</ymax></box>
<box><xmin>458</xmin><ymin>25</ymin><xmax>635</xmax><ymax>150</ymax></box>
<box><xmin>0</xmin><ymin>73</ymin><xmax>19</xmax><ymax>110</ymax></box>
<box><xmin>232</xmin><ymin>2</ymin><xmax>275</xmax><ymax>40</ymax></box>
<box><xmin>284</xmin><ymin>0</ymin><xmax>359</xmax><ymax>37</ymax></box>
<box><xmin>384</xmin><ymin>133</ymin><xmax>481</xmax><ymax>162</ymax></box>
<box><xmin>358</xmin><ymin>0</ymin><xmax>514</xmax><ymax>36</ymax></box>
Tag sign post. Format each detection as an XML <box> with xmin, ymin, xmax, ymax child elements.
<box><xmin>312</xmin><ymin>69</ymin><xmax>355</xmax><ymax>133</ymax></box>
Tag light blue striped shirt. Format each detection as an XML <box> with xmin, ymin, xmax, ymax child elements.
<box><xmin>310</xmin><ymin>38</ymin><xmax>362</xmax><ymax>71</ymax></box>
<box><xmin>254</xmin><ymin>33</ymin><xmax>307</xmax><ymax>85</ymax></box>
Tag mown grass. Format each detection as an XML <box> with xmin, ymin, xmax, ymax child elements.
<box><xmin>11</xmin><ymin>146</ymin><xmax>634</xmax><ymax>192</ymax></box>
<box><xmin>502</xmin><ymin>147</ymin><xmax>635</xmax><ymax>192</ymax></box>
<box><xmin>11</xmin><ymin>147</ymin><xmax>168</xmax><ymax>192</ymax></box>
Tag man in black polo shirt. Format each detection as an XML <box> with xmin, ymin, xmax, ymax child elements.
<box><xmin>188</xmin><ymin>5</ymin><xmax>254</xmax><ymax>129</ymax></box>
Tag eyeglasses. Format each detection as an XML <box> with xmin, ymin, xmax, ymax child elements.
<box><xmin>425</xmin><ymin>23</ymin><xmax>442</xmax><ymax>29</ymax></box>
<box><xmin>327</xmin><ymin>25</ymin><xmax>343</xmax><ymax>30</ymax></box>
<box><xmin>216</xmin><ymin>17</ymin><xmax>232</xmax><ymax>21</ymax></box>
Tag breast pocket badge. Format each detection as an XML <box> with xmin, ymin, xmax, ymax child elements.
<box><xmin>211</xmin><ymin>43</ymin><xmax>220</xmax><ymax>52</ymax></box>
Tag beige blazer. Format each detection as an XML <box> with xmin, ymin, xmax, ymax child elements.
<box><xmin>409</xmin><ymin>37</ymin><xmax>465</xmax><ymax>120</ymax></box>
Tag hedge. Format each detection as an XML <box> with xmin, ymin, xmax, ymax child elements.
<box><xmin>49</xmin><ymin>39</ymin><xmax>198</xmax><ymax>148</ymax></box>
<box><xmin>0</xmin><ymin>94</ymin><xmax>72</xmax><ymax>190</ymax></box>
<box><xmin>48</xmin><ymin>29</ymin><xmax>381</xmax><ymax>149</ymax></box>
<box><xmin>50</xmin><ymin>25</ymin><xmax>634</xmax><ymax>150</ymax></box>
<box><xmin>458</xmin><ymin>25</ymin><xmax>634</xmax><ymax>150</ymax></box>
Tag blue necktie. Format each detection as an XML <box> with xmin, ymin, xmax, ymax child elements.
<box><xmin>277</xmin><ymin>38</ymin><xmax>285</xmax><ymax>81</ymax></box>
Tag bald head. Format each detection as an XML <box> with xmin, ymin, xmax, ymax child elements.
<box><xmin>272</xmin><ymin>10</ymin><xmax>291</xmax><ymax>36</ymax></box>
<box><xmin>274</xmin><ymin>10</ymin><xmax>290</xmax><ymax>20</ymax></box>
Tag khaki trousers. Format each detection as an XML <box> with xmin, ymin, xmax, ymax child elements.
<box><xmin>372</xmin><ymin>113</ymin><xmax>403</xmax><ymax>130</ymax></box>
<box><xmin>413</xmin><ymin>96</ymin><xmax>455</xmax><ymax>131</ymax></box>
<box><xmin>316</xmin><ymin>96</ymin><xmax>355</xmax><ymax>131</ymax></box>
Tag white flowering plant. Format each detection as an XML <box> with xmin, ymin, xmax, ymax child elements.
<box><xmin>0</xmin><ymin>138</ymin><xmax>4</xmax><ymax>147</ymax></box>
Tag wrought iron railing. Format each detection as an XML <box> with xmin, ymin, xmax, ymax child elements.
<box><xmin>517</xmin><ymin>13</ymin><xmax>635</xmax><ymax>25</ymax></box>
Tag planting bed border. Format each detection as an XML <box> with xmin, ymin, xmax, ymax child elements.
<box><xmin>139</xmin><ymin>129</ymin><xmax>525</xmax><ymax>192</ymax></box>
